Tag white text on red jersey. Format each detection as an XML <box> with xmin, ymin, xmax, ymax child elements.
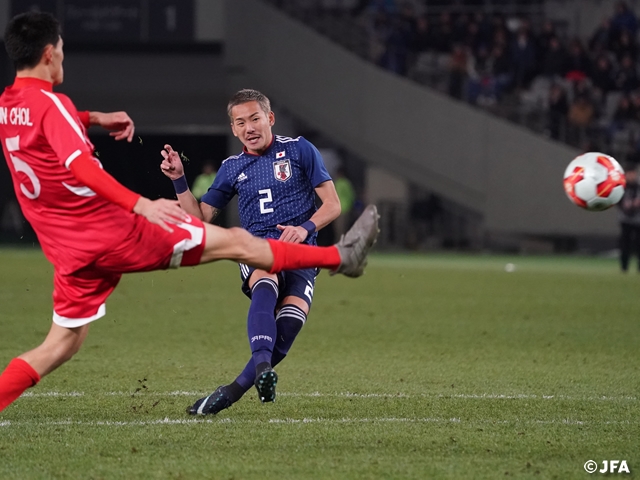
<box><xmin>0</xmin><ymin>107</ymin><xmax>33</xmax><ymax>126</ymax></box>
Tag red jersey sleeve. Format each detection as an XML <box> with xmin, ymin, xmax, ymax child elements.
<box><xmin>40</xmin><ymin>92</ymin><xmax>93</xmax><ymax>169</ymax></box>
<box><xmin>69</xmin><ymin>153</ymin><xmax>141</xmax><ymax>212</ymax></box>
<box><xmin>77</xmin><ymin>110</ymin><xmax>91</xmax><ymax>129</ymax></box>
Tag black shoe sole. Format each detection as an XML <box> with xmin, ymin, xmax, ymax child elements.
<box><xmin>255</xmin><ymin>370</ymin><xmax>278</xmax><ymax>403</ymax></box>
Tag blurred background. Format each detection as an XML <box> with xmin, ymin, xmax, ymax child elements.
<box><xmin>1</xmin><ymin>0</ymin><xmax>638</xmax><ymax>254</ymax></box>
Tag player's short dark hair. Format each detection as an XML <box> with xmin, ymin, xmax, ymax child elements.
<box><xmin>4</xmin><ymin>12</ymin><xmax>61</xmax><ymax>71</ymax></box>
<box><xmin>227</xmin><ymin>89</ymin><xmax>271</xmax><ymax>119</ymax></box>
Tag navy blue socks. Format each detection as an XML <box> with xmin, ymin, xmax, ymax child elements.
<box><xmin>246</xmin><ymin>278</ymin><xmax>278</xmax><ymax>371</ymax></box>
<box><xmin>232</xmin><ymin>303</ymin><xmax>307</xmax><ymax>399</ymax></box>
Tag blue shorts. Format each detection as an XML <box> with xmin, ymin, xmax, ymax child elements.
<box><xmin>238</xmin><ymin>264</ymin><xmax>319</xmax><ymax>309</ymax></box>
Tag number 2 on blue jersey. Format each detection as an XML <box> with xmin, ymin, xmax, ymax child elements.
<box><xmin>258</xmin><ymin>188</ymin><xmax>273</xmax><ymax>214</ymax></box>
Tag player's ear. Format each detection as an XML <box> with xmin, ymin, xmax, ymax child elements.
<box><xmin>268</xmin><ymin>111</ymin><xmax>275</xmax><ymax>126</ymax></box>
<box><xmin>41</xmin><ymin>44</ymin><xmax>55</xmax><ymax>65</ymax></box>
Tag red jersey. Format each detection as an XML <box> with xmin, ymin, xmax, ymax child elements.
<box><xmin>0</xmin><ymin>77</ymin><xmax>136</xmax><ymax>274</ymax></box>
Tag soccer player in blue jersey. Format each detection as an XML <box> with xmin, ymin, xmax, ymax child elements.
<box><xmin>161</xmin><ymin>89</ymin><xmax>342</xmax><ymax>415</ymax></box>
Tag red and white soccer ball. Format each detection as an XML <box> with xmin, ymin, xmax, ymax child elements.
<box><xmin>563</xmin><ymin>152</ymin><xmax>626</xmax><ymax>211</ymax></box>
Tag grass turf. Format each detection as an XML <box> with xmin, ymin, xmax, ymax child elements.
<box><xmin>0</xmin><ymin>249</ymin><xmax>638</xmax><ymax>479</ymax></box>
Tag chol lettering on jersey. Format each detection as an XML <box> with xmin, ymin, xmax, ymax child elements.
<box><xmin>0</xmin><ymin>107</ymin><xmax>33</xmax><ymax>126</ymax></box>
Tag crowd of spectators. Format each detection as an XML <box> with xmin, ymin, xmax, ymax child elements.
<box><xmin>352</xmin><ymin>0</ymin><xmax>640</xmax><ymax>162</ymax></box>
<box><xmin>271</xmin><ymin>0</ymin><xmax>640</xmax><ymax>162</ymax></box>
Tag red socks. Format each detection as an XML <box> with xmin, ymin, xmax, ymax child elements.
<box><xmin>0</xmin><ymin>358</ymin><xmax>40</xmax><ymax>413</ymax></box>
<box><xmin>267</xmin><ymin>239</ymin><xmax>341</xmax><ymax>274</ymax></box>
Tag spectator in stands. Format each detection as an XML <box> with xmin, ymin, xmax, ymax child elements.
<box><xmin>367</xmin><ymin>12</ymin><xmax>391</xmax><ymax>64</ymax></box>
<box><xmin>492</xmin><ymin>26</ymin><xmax>509</xmax><ymax>51</ymax></box>
<box><xmin>567</xmin><ymin>93</ymin><xmax>596</xmax><ymax>146</ymax></box>
<box><xmin>490</xmin><ymin>12</ymin><xmax>510</xmax><ymax>45</ymax></box>
<box><xmin>589</xmin><ymin>18</ymin><xmax>614</xmax><ymax>53</ymax></box>
<box><xmin>618</xmin><ymin>164</ymin><xmax>640</xmax><ymax>272</ymax></box>
<box><xmin>590</xmin><ymin>54</ymin><xmax>617</xmax><ymax>100</ymax></box>
<box><xmin>453</xmin><ymin>13</ymin><xmax>471</xmax><ymax>46</ymax></box>
<box><xmin>611</xmin><ymin>1</ymin><xmax>638</xmax><ymax>38</ymax></box>
<box><xmin>433</xmin><ymin>12</ymin><xmax>454</xmax><ymax>53</ymax></box>
<box><xmin>541</xmin><ymin>35</ymin><xmax>567</xmax><ymax>79</ymax></box>
<box><xmin>611</xmin><ymin>28</ymin><xmax>638</xmax><ymax>62</ymax></box>
<box><xmin>448</xmin><ymin>43</ymin><xmax>469</xmax><ymax>99</ymax></box>
<box><xmin>547</xmin><ymin>82</ymin><xmax>569</xmax><ymax>140</ymax></box>
<box><xmin>412</xmin><ymin>15</ymin><xmax>434</xmax><ymax>54</ymax></box>
<box><xmin>379</xmin><ymin>12</ymin><xmax>413</xmax><ymax>74</ymax></box>
<box><xmin>467</xmin><ymin>45</ymin><xmax>496</xmax><ymax>105</ymax></box>
<box><xmin>490</xmin><ymin>43</ymin><xmax>513</xmax><ymax>99</ymax></box>
<box><xmin>567</xmin><ymin>93</ymin><xmax>596</xmax><ymax>147</ymax></box>
<box><xmin>462</xmin><ymin>20</ymin><xmax>482</xmax><ymax>54</ymax></box>
<box><xmin>614</xmin><ymin>54</ymin><xmax>640</xmax><ymax>92</ymax></box>
<box><xmin>510</xmin><ymin>26</ymin><xmax>537</xmax><ymax>90</ymax></box>
<box><xmin>536</xmin><ymin>19</ymin><xmax>558</xmax><ymax>65</ymax></box>
<box><xmin>473</xmin><ymin>12</ymin><xmax>493</xmax><ymax>50</ymax></box>
<box><xmin>565</xmin><ymin>38</ymin><xmax>591</xmax><ymax>82</ymax></box>
<box><xmin>607</xmin><ymin>94</ymin><xmax>635</xmax><ymax>143</ymax></box>
<box><xmin>625</xmin><ymin>137</ymin><xmax>640</xmax><ymax>165</ymax></box>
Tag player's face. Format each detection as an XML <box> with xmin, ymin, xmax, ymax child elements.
<box><xmin>49</xmin><ymin>37</ymin><xmax>64</xmax><ymax>85</ymax></box>
<box><xmin>230</xmin><ymin>101</ymin><xmax>274</xmax><ymax>154</ymax></box>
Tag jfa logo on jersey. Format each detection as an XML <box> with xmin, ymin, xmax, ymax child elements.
<box><xmin>273</xmin><ymin>159</ymin><xmax>292</xmax><ymax>182</ymax></box>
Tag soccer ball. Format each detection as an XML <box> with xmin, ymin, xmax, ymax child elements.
<box><xmin>563</xmin><ymin>152</ymin><xmax>626</xmax><ymax>211</ymax></box>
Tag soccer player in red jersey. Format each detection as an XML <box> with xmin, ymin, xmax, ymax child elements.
<box><xmin>0</xmin><ymin>12</ymin><xmax>379</xmax><ymax>414</ymax></box>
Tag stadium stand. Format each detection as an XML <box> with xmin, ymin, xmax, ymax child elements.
<box><xmin>266</xmin><ymin>0</ymin><xmax>640</xmax><ymax>165</ymax></box>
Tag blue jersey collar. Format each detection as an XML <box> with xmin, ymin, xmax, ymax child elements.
<box><xmin>242</xmin><ymin>135</ymin><xmax>275</xmax><ymax>157</ymax></box>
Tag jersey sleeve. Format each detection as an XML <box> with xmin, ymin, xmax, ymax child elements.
<box><xmin>40</xmin><ymin>94</ymin><xmax>92</xmax><ymax>169</ymax></box>
<box><xmin>69</xmin><ymin>152</ymin><xmax>140</xmax><ymax>211</ymax></box>
<box><xmin>77</xmin><ymin>111</ymin><xmax>91</xmax><ymax>129</ymax></box>
<box><xmin>200</xmin><ymin>164</ymin><xmax>235</xmax><ymax>209</ymax></box>
<box><xmin>298</xmin><ymin>137</ymin><xmax>332</xmax><ymax>187</ymax></box>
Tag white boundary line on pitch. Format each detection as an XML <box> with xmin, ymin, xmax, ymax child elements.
<box><xmin>0</xmin><ymin>417</ymin><xmax>634</xmax><ymax>428</ymax></box>
<box><xmin>19</xmin><ymin>391</ymin><xmax>638</xmax><ymax>401</ymax></box>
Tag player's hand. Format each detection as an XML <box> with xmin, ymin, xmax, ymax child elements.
<box><xmin>160</xmin><ymin>144</ymin><xmax>185</xmax><ymax>180</ymax></box>
<box><xmin>133</xmin><ymin>197</ymin><xmax>188</xmax><ymax>233</ymax></box>
<box><xmin>90</xmin><ymin>111</ymin><xmax>135</xmax><ymax>142</ymax></box>
<box><xmin>277</xmin><ymin>224</ymin><xmax>308</xmax><ymax>243</ymax></box>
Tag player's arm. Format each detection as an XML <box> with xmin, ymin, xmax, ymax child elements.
<box><xmin>277</xmin><ymin>181</ymin><xmax>341</xmax><ymax>243</ymax></box>
<box><xmin>160</xmin><ymin>144</ymin><xmax>224</xmax><ymax>223</ymax></box>
<box><xmin>77</xmin><ymin>110</ymin><xmax>135</xmax><ymax>142</ymax></box>
<box><xmin>42</xmin><ymin>102</ymin><xmax>182</xmax><ymax>232</ymax></box>
<box><xmin>68</xmin><ymin>153</ymin><xmax>186</xmax><ymax>232</ymax></box>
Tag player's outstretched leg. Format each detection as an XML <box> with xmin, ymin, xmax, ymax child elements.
<box><xmin>199</xmin><ymin>205</ymin><xmax>380</xmax><ymax>276</ymax></box>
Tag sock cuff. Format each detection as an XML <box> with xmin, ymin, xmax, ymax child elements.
<box><xmin>251</xmin><ymin>277</ymin><xmax>279</xmax><ymax>297</ymax></box>
<box><xmin>10</xmin><ymin>358</ymin><xmax>40</xmax><ymax>385</ymax></box>
<box><xmin>276</xmin><ymin>304</ymin><xmax>307</xmax><ymax>324</ymax></box>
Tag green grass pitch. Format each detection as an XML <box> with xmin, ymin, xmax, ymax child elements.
<box><xmin>0</xmin><ymin>249</ymin><xmax>638</xmax><ymax>479</ymax></box>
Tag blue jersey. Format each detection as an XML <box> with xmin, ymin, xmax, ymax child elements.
<box><xmin>201</xmin><ymin>135</ymin><xmax>332</xmax><ymax>242</ymax></box>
